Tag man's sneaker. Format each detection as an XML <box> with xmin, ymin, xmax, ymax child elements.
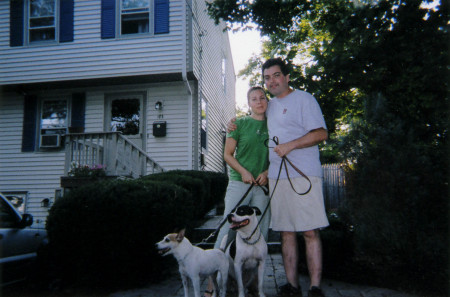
<box><xmin>308</xmin><ymin>286</ymin><xmax>325</xmax><ymax>297</ymax></box>
<box><xmin>278</xmin><ymin>283</ymin><xmax>302</xmax><ymax>296</ymax></box>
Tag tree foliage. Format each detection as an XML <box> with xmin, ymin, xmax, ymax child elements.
<box><xmin>208</xmin><ymin>0</ymin><xmax>449</xmax><ymax>293</ymax></box>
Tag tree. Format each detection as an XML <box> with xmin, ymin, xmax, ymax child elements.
<box><xmin>208</xmin><ymin>0</ymin><xmax>449</xmax><ymax>293</ymax></box>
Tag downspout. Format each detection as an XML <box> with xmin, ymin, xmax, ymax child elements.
<box><xmin>182</xmin><ymin>0</ymin><xmax>193</xmax><ymax>169</ymax></box>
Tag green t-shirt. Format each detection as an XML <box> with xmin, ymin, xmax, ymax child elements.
<box><xmin>227</xmin><ymin>116</ymin><xmax>269</xmax><ymax>181</ymax></box>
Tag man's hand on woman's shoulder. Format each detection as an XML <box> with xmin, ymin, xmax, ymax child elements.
<box><xmin>227</xmin><ymin>117</ymin><xmax>237</xmax><ymax>133</ymax></box>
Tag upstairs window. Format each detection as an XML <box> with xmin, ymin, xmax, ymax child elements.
<box><xmin>29</xmin><ymin>0</ymin><xmax>56</xmax><ymax>42</ymax></box>
<box><xmin>101</xmin><ymin>0</ymin><xmax>169</xmax><ymax>39</ymax></box>
<box><xmin>121</xmin><ymin>0</ymin><xmax>150</xmax><ymax>35</ymax></box>
<box><xmin>10</xmin><ymin>0</ymin><xmax>74</xmax><ymax>47</ymax></box>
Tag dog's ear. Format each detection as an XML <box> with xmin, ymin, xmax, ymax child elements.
<box><xmin>176</xmin><ymin>228</ymin><xmax>186</xmax><ymax>242</ymax></box>
<box><xmin>252</xmin><ymin>207</ymin><xmax>262</xmax><ymax>215</ymax></box>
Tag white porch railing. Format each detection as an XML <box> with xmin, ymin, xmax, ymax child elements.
<box><xmin>64</xmin><ymin>132</ymin><xmax>164</xmax><ymax>178</ymax></box>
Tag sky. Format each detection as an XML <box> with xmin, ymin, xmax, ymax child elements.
<box><xmin>228</xmin><ymin>29</ymin><xmax>263</xmax><ymax>110</ymax></box>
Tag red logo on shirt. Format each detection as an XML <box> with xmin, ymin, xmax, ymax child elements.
<box><xmin>283</xmin><ymin>108</ymin><xmax>287</xmax><ymax>114</ymax></box>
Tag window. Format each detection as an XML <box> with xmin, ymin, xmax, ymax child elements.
<box><xmin>21</xmin><ymin>93</ymin><xmax>85</xmax><ymax>152</ymax></box>
<box><xmin>29</xmin><ymin>0</ymin><xmax>56</xmax><ymax>42</ymax></box>
<box><xmin>121</xmin><ymin>0</ymin><xmax>150</xmax><ymax>35</ymax></box>
<box><xmin>101</xmin><ymin>0</ymin><xmax>169</xmax><ymax>39</ymax></box>
<box><xmin>2</xmin><ymin>192</ymin><xmax>28</xmax><ymax>214</ymax></box>
<box><xmin>40</xmin><ymin>99</ymin><xmax>68</xmax><ymax>148</ymax></box>
<box><xmin>201</xmin><ymin>98</ymin><xmax>207</xmax><ymax>150</ymax></box>
<box><xmin>0</xmin><ymin>197</ymin><xmax>20</xmax><ymax>228</ymax></box>
<box><xmin>10</xmin><ymin>0</ymin><xmax>74</xmax><ymax>47</ymax></box>
<box><xmin>222</xmin><ymin>57</ymin><xmax>227</xmax><ymax>95</ymax></box>
<box><xmin>110</xmin><ymin>98</ymin><xmax>140</xmax><ymax>135</ymax></box>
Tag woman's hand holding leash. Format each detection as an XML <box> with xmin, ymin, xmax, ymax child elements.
<box><xmin>241</xmin><ymin>170</ymin><xmax>256</xmax><ymax>184</ymax></box>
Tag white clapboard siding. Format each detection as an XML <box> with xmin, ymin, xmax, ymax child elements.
<box><xmin>0</xmin><ymin>1</ymin><xmax>185</xmax><ymax>85</ymax></box>
<box><xmin>191</xmin><ymin>0</ymin><xmax>236</xmax><ymax>172</ymax></box>
<box><xmin>0</xmin><ymin>93</ymin><xmax>65</xmax><ymax>228</ymax></box>
<box><xmin>145</xmin><ymin>82</ymin><xmax>191</xmax><ymax>170</ymax></box>
<box><xmin>82</xmin><ymin>81</ymin><xmax>195</xmax><ymax>171</ymax></box>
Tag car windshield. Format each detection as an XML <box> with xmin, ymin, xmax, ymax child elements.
<box><xmin>0</xmin><ymin>197</ymin><xmax>20</xmax><ymax>228</ymax></box>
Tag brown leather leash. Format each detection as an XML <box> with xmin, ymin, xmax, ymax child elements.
<box><xmin>265</xmin><ymin>136</ymin><xmax>312</xmax><ymax>195</ymax></box>
<box><xmin>244</xmin><ymin>136</ymin><xmax>312</xmax><ymax>241</ymax></box>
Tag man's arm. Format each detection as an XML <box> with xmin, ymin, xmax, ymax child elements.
<box><xmin>274</xmin><ymin>128</ymin><xmax>328</xmax><ymax>157</ymax></box>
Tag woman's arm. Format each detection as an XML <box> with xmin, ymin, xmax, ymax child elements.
<box><xmin>224</xmin><ymin>137</ymin><xmax>255</xmax><ymax>184</ymax></box>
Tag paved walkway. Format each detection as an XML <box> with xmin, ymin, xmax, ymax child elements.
<box><xmin>109</xmin><ymin>253</ymin><xmax>419</xmax><ymax>297</ymax></box>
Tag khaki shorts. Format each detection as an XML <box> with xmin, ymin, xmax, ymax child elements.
<box><xmin>269</xmin><ymin>176</ymin><xmax>329</xmax><ymax>232</ymax></box>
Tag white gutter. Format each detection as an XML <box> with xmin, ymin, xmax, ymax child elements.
<box><xmin>182</xmin><ymin>0</ymin><xmax>193</xmax><ymax>169</ymax></box>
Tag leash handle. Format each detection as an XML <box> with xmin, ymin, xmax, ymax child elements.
<box><xmin>267</xmin><ymin>136</ymin><xmax>312</xmax><ymax>196</ymax></box>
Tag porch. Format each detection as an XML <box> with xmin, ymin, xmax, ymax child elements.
<box><xmin>62</xmin><ymin>132</ymin><xmax>164</xmax><ymax>184</ymax></box>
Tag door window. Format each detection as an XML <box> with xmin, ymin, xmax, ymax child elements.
<box><xmin>110</xmin><ymin>98</ymin><xmax>140</xmax><ymax>135</ymax></box>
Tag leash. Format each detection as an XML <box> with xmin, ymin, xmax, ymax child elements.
<box><xmin>196</xmin><ymin>183</ymin><xmax>267</xmax><ymax>246</ymax></box>
<box><xmin>243</xmin><ymin>136</ymin><xmax>312</xmax><ymax>241</ymax></box>
<box><xmin>265</xmin><ymin>136</ymin><xmax>312</xmax><ymax>196</ymax></box>
<box><xmin>198</xmin><ymin>136</ymin><xmax>313</xmax><ymax>246</ymax></box>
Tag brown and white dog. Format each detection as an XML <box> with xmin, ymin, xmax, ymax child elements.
<box><xmin>221</xmin><ymin>205</ymin><xmax>268</xmax><ymax>297</ymax></box>
<box><xmin>156</xmin><ymin>229</ymin><xmax>228</xmax><ymax>297</ymax></box>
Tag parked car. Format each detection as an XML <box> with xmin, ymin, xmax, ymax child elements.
<box><xmin>0</xmin><ymin>192</ymin><xmax>48</xmax><ymax>285</ymax></box>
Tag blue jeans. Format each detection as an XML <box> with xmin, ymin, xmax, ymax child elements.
<box><xmin>214</xmin><ymin>180</ymin><xmax>271</xmax><ymax>249</ymax></box>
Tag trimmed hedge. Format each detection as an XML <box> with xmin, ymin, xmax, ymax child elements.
<box><xmin>46</xmin><ymin>170</ymin><xmax>228</xmax><ymax>288</ymax></box>
<box><xmin>143</xmin><ymin>170</ymin><xmax>228</xmax><ymax>215</ymax></box>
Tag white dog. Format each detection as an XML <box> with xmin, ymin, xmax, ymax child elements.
<box><xmin>156</xmin><ymin>229</ymin><xmax>228</xmax><ymax>297</ymax></box>
<box><xmin>221</xmin><ymin>205</ymin><xmax>268</xmax><ymax>297</ymax></box>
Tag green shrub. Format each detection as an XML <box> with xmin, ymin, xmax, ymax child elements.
<box><xmin>143</xmin><ymin>170</ymin><xmax>228</xmax><ymax>215</ymax></box>
<box><xmin>142</xmin><ymin>172</ymin><xmax>207</xmax><ymax>217</ymax></box>
<box><xmin>46</xmin><ymin>179</ymin><xmax>194</xmax><ymax>287</ymax></box>
<box><xmin>46</xmin><ymin>170</ymin><xmax>229</xmax><ymax>289</ymax></box>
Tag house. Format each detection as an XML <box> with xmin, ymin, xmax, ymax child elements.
<box><xmin>0</xmin><ymin>0</ymin><xmax>236</xmax><ymax>227</ymax></box>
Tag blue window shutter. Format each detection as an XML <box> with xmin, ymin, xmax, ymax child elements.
<box><xmin>22</xmin><ymin>95</ymin><xmax>37</xmax><ymax>152</ymax></box>
<box><xmin>60</xmin><ymin>0</ymin><xmax>74</xmax><ymax>42</ymax></box>
<box><xmin>71</xmin><ymin>93</ymin><xmax>86</xmax><ymax>129</ymax></box>
<box><xmin>101</xmin><ymin>0</ymin><xmax>115</xmax><ymax>39</ymax></box>
<box><xmin>10</xmin><ymin>0</ymin><xmax>24</xmax><ymax>47</ymax></box>
<box><xmin>154</xmin><ymin>0</ymin><xmax>169</xmax><ymax>34</ymax></box>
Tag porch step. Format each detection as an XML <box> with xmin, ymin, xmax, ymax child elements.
<box><xmin>192</xmin><ymin>209</ymin><xmax>281</xmax><ymax>253</ymax></box>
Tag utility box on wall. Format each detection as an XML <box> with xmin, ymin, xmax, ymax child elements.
<box><xmin>153</xmin><ymin>121</ymin><xmax>166</xmax><ymax>137</ymax></box>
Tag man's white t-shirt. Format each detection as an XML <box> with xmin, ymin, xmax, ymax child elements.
<box><xmin>266</xmin><ymin>89</ymin><xmax>327</xmax><ymax>179</ymax></box>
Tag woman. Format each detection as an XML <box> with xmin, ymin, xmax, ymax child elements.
<box><xmin>205</xmin><ymin>86</ymin><xmax>271</xmax><ymax>297</ymax></box>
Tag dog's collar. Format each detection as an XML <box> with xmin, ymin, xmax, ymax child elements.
<box><xmin>240</xmin><ymin>229</ymin><xmax>262</xmax><ymax>245</ymax></box>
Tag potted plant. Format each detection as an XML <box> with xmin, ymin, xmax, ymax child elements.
<box><xmin>61</xmin><ymin>163</ymin><xmax>114</xmax><ymax>188</ymax></box>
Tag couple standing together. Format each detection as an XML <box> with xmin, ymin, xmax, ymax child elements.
<box><xmin>213</xmin><ymin>58</ymin><xmax>329</xmax><ymax>297</ymax></box>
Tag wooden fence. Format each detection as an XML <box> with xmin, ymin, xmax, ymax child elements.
<box><xmin>322</xmin><ymin>163</ymin><xmax>346</xmax><ymax>210</ymax></box>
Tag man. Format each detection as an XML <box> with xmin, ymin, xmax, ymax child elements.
<box><xmin>264</xmin><ymin>58</ymin><xmax>328</xmax><ymax>297</ymax></box>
